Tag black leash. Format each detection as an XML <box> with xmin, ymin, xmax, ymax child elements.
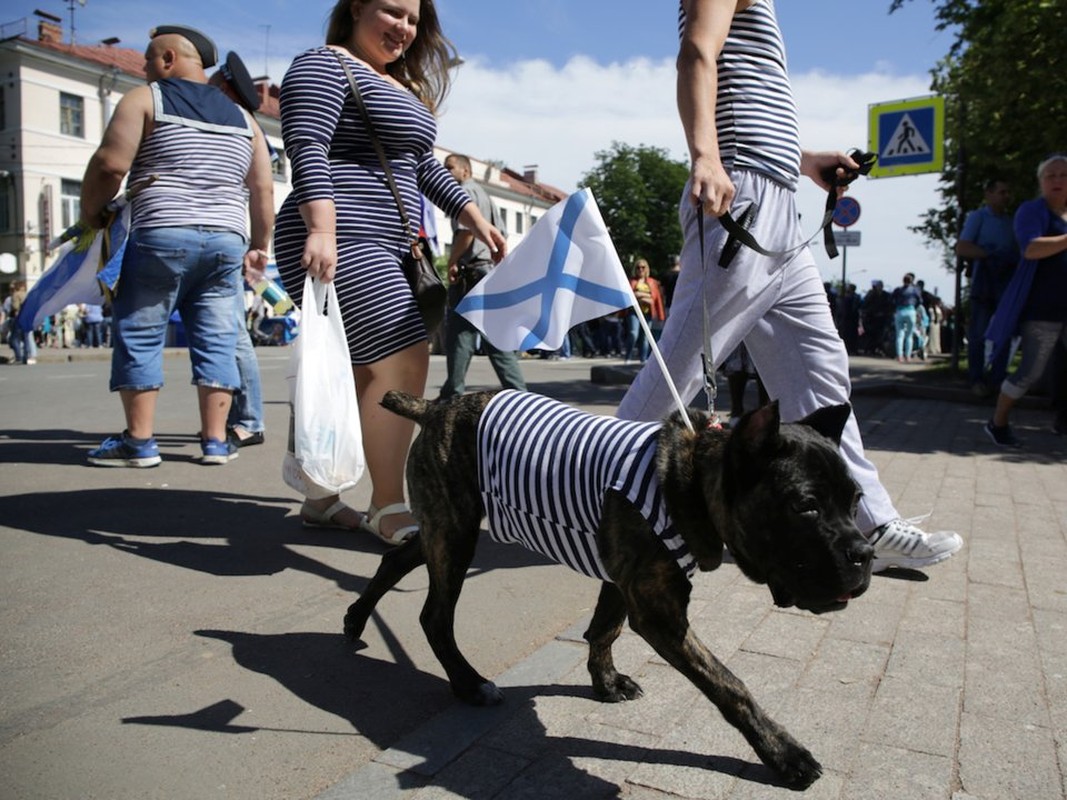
<box><xmin>716</xmin><ymin>149</ymin><xmax>876</xmax><ymax>267</ymax></box>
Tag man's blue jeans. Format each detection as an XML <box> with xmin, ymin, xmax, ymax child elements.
<box><xmin>228</xmin><ymin>288</ymin><xmax>264</xmax><ymax>433</ymax></box>
<box><xmin>111</xmin><ymin>226</ymin><xmax>243</xmax><ymax>391</ymax></box>
<box><xmin>968</xmin><ymin>297</ymin><xmax>1009</xmax><ymax>387</ymax></box>
<box><xmin>440</xmin><ymin>306</ymin><xmax>525</xmax><ymax>399</ymax></box>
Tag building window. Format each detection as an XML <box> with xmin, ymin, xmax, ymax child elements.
<box><xmin>0</xmin><ymin>185</ymin><xmax>10</xmax><ymax>233</ymax></box>
<box><xmin>497</xmin><ymin>208</ymin><xmax>507</xmax><ymax>234</ymax></box>
<box><xmin>515</xmin><ymin>212</ymin><xmax>524</xmax><ymax>235</ymax></box>
<box><xmin>60</xmin><ymin>93</ymin><xmax>84</xmax><ymax>138</ymax></box>
<box><xmin>61</xmin><ymin>180</ymin><xmax>82</xmax><ymax>230</ymax></box>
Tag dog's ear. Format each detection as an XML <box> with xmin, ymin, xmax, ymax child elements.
<box><xmin>796</xmin><ymin>403</ymin><xmax>851</xmax><ymax>446</ymax></box>
<box><xmin>732</xmin><ymin>400</ymin><xmax>781</xmax><ymax>453</ymax></box>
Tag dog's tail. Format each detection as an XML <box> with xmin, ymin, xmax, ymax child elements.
<box><xmin>381</xmin><ymin>390</ymin><xmax>431</xmax><ymax>422</ymax></box>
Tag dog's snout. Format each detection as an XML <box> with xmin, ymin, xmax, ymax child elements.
<box><xmin>847</xmin><ymin>541</ymin><xmax>874</xmax><ymax>568</ymax></box>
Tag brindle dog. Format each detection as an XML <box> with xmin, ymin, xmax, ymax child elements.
<box><xmin>344</xmin><ymin>391</ymin><xmax>872</xmax><ymax>789</ymax></box>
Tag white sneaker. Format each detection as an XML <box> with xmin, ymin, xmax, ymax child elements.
<box><xmin>867</xmin><ymin>517</ymin><xmax>962</xmax><ymax>572</ymax></box>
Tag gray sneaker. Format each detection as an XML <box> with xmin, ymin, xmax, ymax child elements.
<box><xmin>867</xmin><ymin>517</ymin><xmax>962</xmax><ymax>572</ymax></box>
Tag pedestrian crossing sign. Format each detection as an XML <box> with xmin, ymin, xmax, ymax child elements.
<box><xmin>867</xmin><ymin>95</ymin><xmax>945</xmax><ymax>178</ymax></box>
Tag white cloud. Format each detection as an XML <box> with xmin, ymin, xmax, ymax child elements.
<box><xmin>438</xmin><ymin>56</ymin><xmax>956</xmax><ymax>293</ymax></box>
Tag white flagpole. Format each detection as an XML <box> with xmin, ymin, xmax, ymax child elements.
<box><xmin>629</xmin><ymin>296</ymin><xmax>694</xmax><ymax>432</ymax></box>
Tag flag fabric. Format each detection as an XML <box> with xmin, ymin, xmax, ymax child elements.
<box><xmin>456</xmin><ymin>189</ymin><xmax>634</xmax><ymax>352</ymax></box>
<box><xmin>17</xmin><ymin>176</ymin><xmax>155</xmax><ymax>333</ymax></box>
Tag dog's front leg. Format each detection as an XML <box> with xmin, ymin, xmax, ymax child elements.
<box><xmin>585</xmin><ymin>582</ymin><xmax>643</xmax><ymax>702</ymax></box>
<box><xmin>624</xmin><ymin>570</ymin><xmax>822</xmax><ymax>790</ymax></box>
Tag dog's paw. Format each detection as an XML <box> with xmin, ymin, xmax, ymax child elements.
<box><xmin>593</xmin><ymin>673</ymin><xmax>644</xmax><ymax>703</ymax></box>
<box><xmin>767</xmin><ymin>740</ymin><xmax>822</xmax><ymax>790</ymax></box>
<box><xmin>457</xmin><ymin>680</ymin><xmax>504</xmax><ymax>706</ymax></box>
<box><xmin>342</xmin><ymin>605</ymin><xmax>370</xmax><ymax>641</ymax></box>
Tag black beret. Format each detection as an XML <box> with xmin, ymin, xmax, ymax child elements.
<box><xmin>150</xmin><ymin>24</ymin><xmax>218</xmax><ymax>69</ymax></box>
<box><xmin>219</xmin><ymin>51</ymin><xmax>260</xmax><ymax>112</ymax></box>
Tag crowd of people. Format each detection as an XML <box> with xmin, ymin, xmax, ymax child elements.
<box><xmin>827</xmin><ymin>276</ymin><xmax>948</xmax><ymax>362</ymax></box>
<box><xmin>0</xmin><ymin>291</ymin><xmax>110</xmax><ymax>362</ymax></box>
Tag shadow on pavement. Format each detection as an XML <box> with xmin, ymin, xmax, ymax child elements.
<box><xmin>2</xmin><ymin>488</ymin><xmax>566</xmax><ymax>590</ymax></box>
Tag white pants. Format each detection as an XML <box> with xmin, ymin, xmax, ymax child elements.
<box><xmin>617</xmin><ymin>170</ymin><xmax>897</xmax><ymax>533</ymax></box>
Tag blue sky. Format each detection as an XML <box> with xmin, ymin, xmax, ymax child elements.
<box><xmin>4</xmin><ymin>1</ymin><xmax>959</xmax><ymax>288</ymax></box>
<box><xmin>5</xmin><ymin>1</ymin><xmax>951</xmax><ymax>78</ymax></box>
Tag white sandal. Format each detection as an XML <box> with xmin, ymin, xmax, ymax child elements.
<box><xmin>360</xmin><ymin>503</ymin><xmax>419</xmax><ymax>546</ymax></box>
<box><xmin>300</xmin><ymin>500</ymin><xmax>364</xmax><ymax>531</ymax></box>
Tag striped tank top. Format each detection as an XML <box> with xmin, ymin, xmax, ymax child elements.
<box><xmin>478</xmin><ymin>391</ymin><xmax>696</xmax><ymax>582</ymax></box>
<box><xmin>678</xmin><ymin>0</ymin><xmax>801</xmax><ymax>190</ymax></box>
<box><xmin>128</xmin><ymin>79</ymin><xmax>255</xmax><ymax>235</ymax></box>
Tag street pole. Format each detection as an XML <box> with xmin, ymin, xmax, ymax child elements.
<box><xmin>951</xmin><ymin>98</ymin><xmax>966</xmax><ymax>373</ymax></box>
<box><xmin>840</xmin><ymin>244</ymin><xmax>848</xmax><ymax>291</ymax></box>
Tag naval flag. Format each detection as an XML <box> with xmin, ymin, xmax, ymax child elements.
<box><xmin>17</xmin><ymin>176</ymin><xmax>155</xmax><ymax>333</ymax></box>
<box><xmin>456</xmin><ymin>189</ymin><xmax>633</xmax><ymax>352</ymax></box>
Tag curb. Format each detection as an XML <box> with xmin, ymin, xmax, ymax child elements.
<box><xmin>590</xmin><ymin>362</ymin><xmax>1051</xmax><ymax>410</ymax></box>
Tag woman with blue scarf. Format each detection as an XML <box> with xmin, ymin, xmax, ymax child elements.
<box><xmin>984</xmin><ymin>155</ymin><xmax>1067</xmax><ymax>447</ymax></box>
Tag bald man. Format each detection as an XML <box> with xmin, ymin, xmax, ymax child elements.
<box><xmin>81</xmin><ymin>26</ymin><xmax>274</xmax><ymax>467</ymax></box>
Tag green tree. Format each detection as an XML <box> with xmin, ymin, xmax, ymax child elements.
<box><xmin>577</xmin><ymin>142</ymin><xmax>689</xmax><ymax>276</ymax></box>
<box><xmin>889</xmin><ymin>0</ymin><xmax>1067</xmax><ymax>252</ymax></box>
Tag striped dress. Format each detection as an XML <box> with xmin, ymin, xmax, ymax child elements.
<box><xmin>678</xmin><ymin>0</ymin><xmax>802</xmax><ymax>190</ymax></box>
<box><xmin>478</xmin><ymin>391</ymin><xmax>696</xmax><ymax>582</ymax></box>
<box><xmin>274</xmin><ymin>47</ymin><xmax>471</xmax><ymax>364</ymax></box>
<box><xmin>127</xmin><ymin>79</ymin><xmax>254</xmax><ymax>234</ymax></box>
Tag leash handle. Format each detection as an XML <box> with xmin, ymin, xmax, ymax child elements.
<box><xmin>698</xmin><ymin>206</ymin><xmax>718</xmax><ymax>421</ymax></box>
<box><xmin>717</xmin><ymin>148</ymin><xmax>877</xmax><ymax>264</ymax></box>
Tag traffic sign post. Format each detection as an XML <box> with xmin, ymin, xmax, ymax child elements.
<box><xmin>831</xmin><ymin>197</ymin><xmax>862</xmax><ymax>290</ymax></box>
<box><xmin>833</xmin><ymin>230</ymin><xmax>862</xmax><ymax>247</ymax></box>
<box><xmin>833</xmin><ymin>196</ymin><xmax>861</xmax><ymax>228</ymax></box>
<box><xmin>867</xmin><ymin>95</ymin><xmax>945</xmax><ymax>178</ymax></box>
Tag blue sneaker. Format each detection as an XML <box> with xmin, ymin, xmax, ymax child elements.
<box><xmin>199</xmin><ymin>436</ymin><xmax>238</xmax><ymax>465</ymax></box>
<box><xmin>88</xmin><ymin>432</ymin><xmax>161</xmax><ymax>468</ymax></box>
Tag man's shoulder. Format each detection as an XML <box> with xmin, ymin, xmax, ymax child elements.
<box><xmin>462</xmin><ymin>178</ymin><xmax>491</xmax><ymax>204</ymax></box>
<box><xmin>1015</xmin><ymin>197</ymin><xmax>1047</xmax><ymax>219</ymax></box>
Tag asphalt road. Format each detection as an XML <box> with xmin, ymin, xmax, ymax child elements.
<box><xmin>0</xmin><ymin>348</ymin><xmax>644</xmax><ymax>799</ymax></box>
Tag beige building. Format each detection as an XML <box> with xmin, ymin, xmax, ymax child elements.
<box><xmin>0</xmin><ymin>16</ymin><xmax>565</xmax><ymax>294</ymax></box>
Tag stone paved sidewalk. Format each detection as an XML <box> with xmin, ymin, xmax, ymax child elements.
<box><xmin>321</xmin><ymin>383</ymin><xmax>1067</xmax><ymax>800</ymax></box>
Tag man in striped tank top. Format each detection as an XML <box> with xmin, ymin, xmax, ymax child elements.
<box><xmin>618</xmin><ymin>1</ymin><xmax>962</xmax><ymax>573</ymax></box>
<box><xmin>80</xmin><ymin>26</ymin><xmax>274</xmax><ymax>468</ymax></box>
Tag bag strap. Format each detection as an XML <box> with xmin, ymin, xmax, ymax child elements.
<box><xmin>332</xmin><ymin>50</ymin><xmax>419</xmax><ymax>246</ymax></box>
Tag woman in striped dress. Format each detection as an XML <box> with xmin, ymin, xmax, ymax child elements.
<box><xmin>276</xmin><ymin>0</ymin><xmax>506</xmax><ymax>542</ymax></box>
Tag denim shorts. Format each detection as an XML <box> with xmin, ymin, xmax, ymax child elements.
<box><xmin>110</xmin><ymin>226</ymin><xmax>245</xmax><ymax>391</ymax></box>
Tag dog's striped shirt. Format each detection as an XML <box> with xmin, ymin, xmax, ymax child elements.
<box><xmin>477</xmin><ymin>391</ymin><xmax>696</xmax><ymax>582</ymax></box>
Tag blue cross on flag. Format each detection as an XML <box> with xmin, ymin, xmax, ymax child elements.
<box><xmin>456</xmin><ymin>189</ymin><xmax>633</xmax><ymax>351</ymax></box>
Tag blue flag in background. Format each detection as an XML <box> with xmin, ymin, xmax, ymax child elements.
<box><xmin>16</xmin><ymin>207</ymin><xmax>129</xmax><ymax>333</ymax></box>
<box><xmin>456</xmin><ymin>189</ymin><xmax>633</xmax><ymax>351</ymax></box>
<box><xmin>17</xmin><ymin>175</ymin><xmax>155</xmax><ymax>333</ymax></box>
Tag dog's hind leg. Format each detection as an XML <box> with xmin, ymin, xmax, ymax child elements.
<box><xmin>585</xmin><ymin>582</ymin><xmax>643</xmax><ymax>702</ymax></box>
<box><xmin>344</xmin><ymin>536</ymin><xmax>426</xmax><ymax>641</ymax></box>
<box><xmin>624</xmin><ymin>566</ymin><xmax>822</xmax><ymax>790</ymax></box>
<box><xmin>419</xmin><ymin>522</ymin><xmax>503</xmax><ymax>706</ymax></box>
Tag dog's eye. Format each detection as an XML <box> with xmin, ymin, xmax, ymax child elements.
<box><xmin>795</xmin><ymin>505</ymin><xmax>819</xmax><ymax>520</ymax></box>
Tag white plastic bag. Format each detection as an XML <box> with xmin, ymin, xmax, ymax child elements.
<box><xmin>282</xmin><ymin>275</ymin><xmax>364</xmax><ymax>498</ymax></box>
